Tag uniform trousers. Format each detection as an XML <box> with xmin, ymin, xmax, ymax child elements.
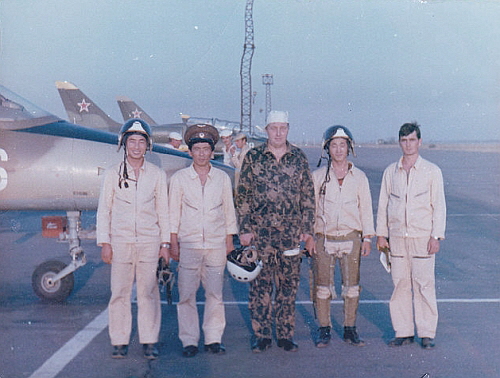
<box><xmin>249</xmin><ymin>233</ymin><xmax>301</xmax><ymax>340</ymax></box>
<box><xmin>177</xmin><ymin>247</ymin><xmax>226</xmax><ymax>347</ymax></box>
<box><xmin>108</xmin><ymin>242</ymin><xmax>161</xmax><ymax>346</ymax></box>
<box><xmin>389</xmin><ymin>236</ymin><xmax>438</xmax><ymax>338</ymax></box>
<box><xmin>313</xmin><ymin>231</ymin><xmax>362</xmax><ymax>328</ymax></box>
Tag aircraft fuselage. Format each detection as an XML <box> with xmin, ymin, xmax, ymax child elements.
<box><xmin>0</xmin><ymin>128</ymin><xmax>193</xmax><ymax>211</ymax></box>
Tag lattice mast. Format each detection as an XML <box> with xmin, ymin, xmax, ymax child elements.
<box><xmin>262</xmin><ymin>74</ymin><xmax>273</xmax><ymax>123</ymax></box>
<box><xmin>240</xmin><ymin>0</ymin><xmax>255</xmax><ymax>133</ymax></box>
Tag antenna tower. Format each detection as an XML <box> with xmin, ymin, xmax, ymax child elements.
<box><xmin>262</xmin><ymin>74</ymin><xmax>273</xmax><ymax>123</ymax></box>
<box><xmin>240</xmin><ymin>0</ymin><xmax>255</xmax><ymax>133</ymax></box>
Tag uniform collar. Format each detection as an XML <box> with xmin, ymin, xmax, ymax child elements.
<box><xmin>347</xmin><ymin>161</ymin><xmax>354</xmax><ymax>174</ymax></box>
<box><xmin>125</xmin><ymin>160</ymin><xmax>146</xmax><ymax>180</ymax></box>
<box><xmin>188</xmin><ymin>162</ymin><xmax>213</xmax><ymax>179</ymax></box>
<box><xmin>329</xmin><ymin>161</ymin><xmax>354</xmax><ymax>175</ymax></box>
<box><xmin>397</xmin><ymin>154</ymin><xmax>422</xmax><ymax>170</ymax></box>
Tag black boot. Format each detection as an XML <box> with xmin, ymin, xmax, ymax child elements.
<box><xmin>343</xmin><ymin>326</ymin><xmax>365</xmax><ymax>346</ymax></box>
<box><xmin>315</xmin><ymin>326</ymin><xmax>331</xmax><ymax>348</ymax></box>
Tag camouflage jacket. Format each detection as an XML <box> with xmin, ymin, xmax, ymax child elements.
<box><xmin>235</xmin><ymin>142</ymin><xmax>315</xmax><ymax>237</ymax></box>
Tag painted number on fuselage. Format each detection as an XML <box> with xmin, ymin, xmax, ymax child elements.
<box><xmin>0</xmin><ymin>148</ymin><xmax>8</xmax><ymax>191</ymax></box>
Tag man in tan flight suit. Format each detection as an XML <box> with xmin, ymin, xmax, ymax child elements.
<box><xmin>377</xmin><ymin>122</ymin><xmax>446</xmax><ymax>350</ymax></box>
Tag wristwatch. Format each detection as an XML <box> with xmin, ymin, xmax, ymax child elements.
<box><xmin>160</xmin><ymin>243</ymin><xmax>170</xmax><ymax>248</ymax></box>
<box><xmin>432</xmin><ymin>236</ymin><xmax>442</xmax><ymax>241</ymax></box>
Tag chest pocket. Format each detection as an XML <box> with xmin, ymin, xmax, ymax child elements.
<box><xmin>414</xmin><ymin>190</ymin><xmax>429</xmax><ymax>198</ymax></box>
<box><xmin>209</xmin><ymin>202</ymin><xmax>223</xmax><ymax>212</ymax></box>
<box><xmin>114</xmin><ymin>187</ymin><xmax>134</xmax><ymax>206</ymax></box>
<box><xmin>182</xmin><ymin>197</ymin><xmax>199</xmax><ymax>211</ymax></box>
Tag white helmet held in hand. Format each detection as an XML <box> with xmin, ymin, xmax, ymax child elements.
<box><xmin>226</xmin><ymin>246</ymin><xmax>262</xmax><ymax>282</ymax></box>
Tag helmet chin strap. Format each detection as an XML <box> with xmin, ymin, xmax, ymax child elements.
<box><xmin>319</xmin><ymin>155</ymin><xmax>332</xmax><ymax>195</ymax></box>
<box><xmin>317</xmin><ymin>147</ymin><xmax>329</xmax><ymax>167</ymax></box>
<box><xmin>119</xmin><ymin>149</ymin><xmax>130</xmax><ymax>189</ymax></box>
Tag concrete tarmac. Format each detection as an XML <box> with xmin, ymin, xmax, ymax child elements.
<box><xmin>0</xmin><ymin>145</ymin><xmax>499</xmax><ymax>378</ymax></box>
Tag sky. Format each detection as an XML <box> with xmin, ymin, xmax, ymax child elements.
<box><xmin>0</xmin><ymin>0</ymin><xmax>499</xmax><ymax>143</ymax></box>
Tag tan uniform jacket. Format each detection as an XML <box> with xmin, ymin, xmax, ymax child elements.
<box><xmin>376</xmin><ymin>155</ymin><xmax>446</xmax><ymax>239</ymax></box>
<box><xmin>313</xmin><ymin>163</ymin><xmax>375</xmax><ymax>237</ymax></box>
<box><xmin>169</xmin><ymin>164</ymin><xmax>238</xmax><ymax>249</ymax></box>
<box><xmin>96</xmin><ymin>161</ymin><xmax>170</xmax><ymax>245</ymax></box>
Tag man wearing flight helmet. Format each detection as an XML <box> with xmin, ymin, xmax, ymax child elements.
<box><xmin>96</xmin><ymin>119</ymin><xmax>170</xmax><ymax>360</ymax></box>
<box><xmin>169</xmin><ymin>124</ymin><xmax>238</xmax><ymax>358</ymax></box>
<box><xmin>311</xmin><ymin>125</ymin><xmax>375</xmax><ymax>347</ymax></box>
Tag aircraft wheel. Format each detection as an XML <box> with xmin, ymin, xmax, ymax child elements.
<box><xmin>32</xmin><ymin>260</ymin><xmax>74</xmax><ymax>302</ymax></box>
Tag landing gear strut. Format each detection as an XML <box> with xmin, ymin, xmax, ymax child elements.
<box><xmin>32</xmin><ymin>211</ymin><xmax>88</xmax><ymax>302</ymax></box>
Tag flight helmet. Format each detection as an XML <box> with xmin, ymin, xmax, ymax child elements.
<box><xmin>226</xmin><ymin>246</ymin><xmax>262</xmax><ymax>282</ymax></box>
<box><xmin>317</xmin><ymin>125</ymin><xmax>356</xmax><ymax>168</ymax></box>
<box><xmin>118</xmin><ymin>118</ymin><xmax>153</xmax><ymax>151</ymax></box>
<box><xmin>322</xmin><ymin>125</ymin><xmax>355</xmax><ymax>156</ymax></box>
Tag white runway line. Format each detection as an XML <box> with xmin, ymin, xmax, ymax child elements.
<box><xmin>447</xmin><ymin>214</ymin><xmax>500</xmax><ymax>217</ymax></box>
<box><xmin>29</xmin><ymin>297</ymin><xmax>499</xmax><ymax>378</ymax></box>
<box><xmin>29</xmin><ymin>309</ymin><xmax>108</xmax><ymax>378</ymax></box>
<box><xmin>164</xmin><ymin>298</ymin><xmax>500</xmax><ymax>306</ymax></box>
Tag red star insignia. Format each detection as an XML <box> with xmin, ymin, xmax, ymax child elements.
<box><xmin>77</xmin><ymin>99</ymin><xmax>91</xmax><ymax>112</ymax></box>
<box><xmin>132</xmin><ymin>108</ymin><xmax>142</xmax><ymax>118</ymax></box>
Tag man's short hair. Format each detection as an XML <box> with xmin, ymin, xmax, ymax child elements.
<box><xmin>399</xmin><ymin>122</ymin><xmax>421</xmax><ymax>139</ymax></box>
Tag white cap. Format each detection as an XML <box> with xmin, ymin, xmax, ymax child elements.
<box><xmin>266</xmin><ymin>110</ymin><xmax>288</xmax><ymax>126</ymax></box>
<box><xmin>220</xmin><ymin>129</ymin><xmax>233</xmax><ymax>137</ymax></box>
<box><xmin>234</xmin><ymin>132</ymin><xmax>247</xmax><ymax>141</ymax></box>
<box><xmin>169</xmin><ymin>132</ymin><xmax>182</xmax><ymax>140</ymax></box>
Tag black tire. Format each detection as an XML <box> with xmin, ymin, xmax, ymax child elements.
<box><xmin>32</xmin><ymin>260</ymin><xmax>74</xmax><ymax>302</ymax></box>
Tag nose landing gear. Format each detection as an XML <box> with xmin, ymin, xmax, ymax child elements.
<box><xmin>32</xmin><ymin>211</ymin><xmax>89</xmax><ymax>302</ymax></box>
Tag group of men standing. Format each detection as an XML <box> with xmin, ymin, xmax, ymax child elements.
<box><xmin>96</xmin><ymin>110</ymin><xmax>446</xmax><ymax>360</ymax></box>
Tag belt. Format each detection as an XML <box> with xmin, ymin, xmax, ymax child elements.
<box><xmin>316</xmin><ymin>231</ymin><xmax>361</xmax><ymax>241</ymax></box>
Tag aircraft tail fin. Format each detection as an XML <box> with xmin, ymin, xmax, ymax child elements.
<box><xmin>56</xmin><ymin>81</ymin><xmax>122</xmax><ymax>133</ymax></box>
<box><xmin>116</xmin><ymin>96</ymin><xmax>158</xmax><ymax>126</ymax></box>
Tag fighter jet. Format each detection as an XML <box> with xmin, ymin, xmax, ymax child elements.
<box><xmin>0</xmin><ymin>84</ymin><xmax>233</xmax><ymax>302</ymax></box>
<box><xmin>56</xmin><ymin>81</ymin><xmax>184</xmax><ymax>145</ymax></box>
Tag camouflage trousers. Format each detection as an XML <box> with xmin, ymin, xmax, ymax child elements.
<box><xmin>249</xmin><ymin>228</ymin><xmax>301</xmax><ymax>340</ymax></box>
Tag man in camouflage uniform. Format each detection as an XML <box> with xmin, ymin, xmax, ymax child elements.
<box><xmin>235</xmin><ymin>110</ymin><xmax>315</xmax><ymax>353</ymax></box>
